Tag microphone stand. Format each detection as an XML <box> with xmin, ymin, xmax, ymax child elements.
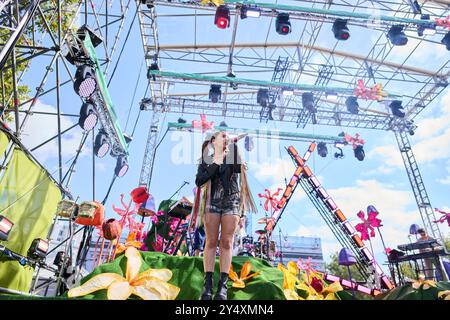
<box><xmin>160</xmin><ymin>181</ymin><xmax>189</xmax><ymax>253</ymax></box>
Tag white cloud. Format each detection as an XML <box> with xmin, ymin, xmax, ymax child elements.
<box><xmin>254</xmin><ymin>156</ymin><xmax>293</xmax><ymax>183</ymax></box>
<box><xmin>17</xmin><ymin>100</ymin><xmax>85</xmax><ymax>163</ymax></box>
<box><xmin>289</xmin><ymin>179</ymin><xmax>421</xmax><ymax>267</ymax></box>
<box><xmin>368</xmin><ymin>89</ymin><xmax>450</xmax><ymax>172</ymax></box>
<box><xmin>389</xmin><ymin>36</ymin><xmax>448</xmax><ymax>63</ymax></box>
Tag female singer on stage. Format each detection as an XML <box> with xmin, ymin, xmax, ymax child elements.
<box><xmin>194</xmin><ymin>131</ymin><xmax>257</xmax><ymax>300</ymax></box>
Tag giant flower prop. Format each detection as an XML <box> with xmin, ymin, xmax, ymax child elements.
<box><xmin>438</xmin><ymin>290</ymin><xmax>450</xmax><ymax>300</ymax></box>
<box><xmin>278</xmin><ymin>261</ymin><xmax>343</xmax><ymax>300</ymax></box>
<box><xmin>355</xmin><ymin>208</ymin><xmax>382</xmax><ymax>240</ymax></box>
<box><xmin>229</xmin><ymin>261</ymin><xmax>260</xmax><ymax>288</ymax></box>
<box><xmin>434</xmin><ymin>208</ymin><xmax>450</xmax><ymax>227</ymax></box>
<box><xmin>297</xmin><ymin>257</ymin><xmax>320</xmax><ymax>284</ymax></box>
<box><xmin>68</xmin><ymin>247</ymin><xmax>180</xmax><ymax>300</ymax></box>
<box><xmin>192</xmin><ymin>114</ymin><xmax>214</xmax><ymax>133</ymax></box>
<box><xmin>258</xmin><ymin>188</ymin><xmax>283</xmax><ymax>213</ymax></box>
<box><xmin>354</xmin><ymin>79</ymin><xmax>387</xmax><ymax>101</ymax></box>
<box><xmin>412</xmin><ymin>274</ymin><xmax>436</xmax><ymax>291</ymax></box>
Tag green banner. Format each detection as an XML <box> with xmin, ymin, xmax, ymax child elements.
<box><xmin>0</xmin><ymin>147</ymin><xmax>62</xmax><ymax>293</ymax></box>
<box><xmin>0</xmin><ymin>130</ymin><xmax>8</xmax><ymax>157</ymax></box>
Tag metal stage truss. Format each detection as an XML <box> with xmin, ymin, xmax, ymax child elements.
<box><xmin>136</xmin><ymin>0</ymin><xmax>449</xmax><ymax>250</ymax></box>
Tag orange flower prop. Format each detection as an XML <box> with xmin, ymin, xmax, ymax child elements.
<box><xmin>115</xmin><ymin>232</ymin><xmax>143</xmax><ymax>255</ymax></box>
<box><xmin>229</xmin><ymin>261</ymin><xmax>260</xmax><ymax>288</ymax></box>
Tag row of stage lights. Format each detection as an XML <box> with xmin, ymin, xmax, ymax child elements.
<box><xmin>214</xmin><ymin>5</ymin><xmax>450</xmax><ymax>49</ymax></box>
<box><xmin>209</xmin><ymin>84</ymin><xmax>406</xmax><ymax>123</ymax></box>
<box><xmin>73</xmin><ymin>64</ymin><xmax>129</xmax><ymax>178</ymax></box>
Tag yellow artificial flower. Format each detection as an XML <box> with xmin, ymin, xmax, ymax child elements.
<box><xmin>295</xmin><ymin>280</ymin><xmax>343</xmax><ymax>300</ymax></box>
<box><xmin>229</xmin><ymin>261</ymin><xmax>260</xmax><ymax>288</ymax></box>
<box><xmin>68</xmin><ymin>247</ymin><xmax>180</xmax><ymax>300</ymax></box>
<box><xmin>284</xmin><ymin>289</ymin><xmax>300</xmax><ymax>300</ymax></box>
<box><xmin>279</xmin><ymin>261</ymin><xmax>342</xmax><ymax>300</ymax></box>
<box><xmin>438</xmin><ymin>290</ymin><xmax>450</xmax><ymax>300</ymax></box>
<box><xmin>412</xmin><ymin>274</ymin><xmax>436</xmax><ymax>290</ymax></box>
<box><xmin>277</xmin><ymin>262</ymin><xmax>299</xmax><ymax>290</ymax></box>
<box><xmin>199</xmin><ymin>0</ymin><xmax>224</xmax><ymax>7</ymax></box>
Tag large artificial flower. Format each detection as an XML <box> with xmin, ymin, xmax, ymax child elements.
<box><xmin>412</xmin><ymin>274</ymin><xmax>436</xmax><ymax>290</ymax></box>
<box><xmin>438</xmin><ymin>290</ymin><xmax>450</xmax><ymax>300</ymax></box>
<box><xmin>278</xmin><ymin>261</ymin><xmax>343</xmax><ymax>300</ymax></box>
<box><xmin>229</xmin><ymin>261</ymin><xmax>260</xmax><ymax>288</ymax></box>
<box><xmin>68</xmin><ymin>247</ymin><xmax>180</xmax><ymax>300</ymax></box>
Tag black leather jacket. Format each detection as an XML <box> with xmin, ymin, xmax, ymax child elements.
<box><xmin>195</xmin><ymin>144</ymin><xmax>241</xmax><ymax>197</ymax></box>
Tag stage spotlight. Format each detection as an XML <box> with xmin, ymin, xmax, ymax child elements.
<box><xmin>387</xmin><ymin>25</ymin><xmax>408</xmax><ymax>46</ymax></box>
<box><xmin>302</xmin><ymin>92</ymin><xmax>316</xmax><ymax>113</ymax></box>
<box><xmin>78</xmin><ymin>102</ymin><xmax>98</xmax><ymax>131</ymax></box>
<box><xmin>209</xmin><ymin>84</ymin><xmax>222</xmax><ymax>103</ymax></box>
<box><xmin>240</xmin><ymin>5</ymin><xmax>260</xmax><ymax>19</ymax></box>
<box><xmin>257</xmin><ymin>88</ymin><xmax>269</xmax><ymax>106</ymax></box>
<box><xmin>115</xmin><ymin>155</ymin><xmax>129</xmax><ymax>177</ymax></box>
<box><xmin>77</xmin><ymin>25</ymin><xmax>103</xmax><ymax>48</ymax></box>
<box><xmin>215</xmin><ymin>5</ymin><xmax>230</xmax><ymax>29</ymax></box>
<box><xmin>441</xmin><ymin>31</ymin><xmax>450</xmax><ymax>51</ymax></box>
<box><xmin>332</xmin><ymin>19</ymin><xmax>350</xmax><ymax>40</ymax></box>
<box><xmin>417</xmin><ymin>15</ymin><xmax>436</xmax><ymax>36</ymax></box>
<box><xmin>354</xmin><ymin>145</ymin><xmax>365</xmax><ymax>161</ymax></box>
<box><xmin>389</xmin><ymin>100</ymin><xmax>405</xmax><ymax>118</ymax></box>
<box><xmin>73</xmin><ymin>65</ymin><xmax>97</xmax><ymax>98</ymax></box>
<box><xmin>0</xmin><ymin>215</ymin><xmax>13</xmax><ymax>241</ymax></box>
<box><xmin>219</xmin><ymin>121</ymin><xmax>228</xmax><ymax>127</ymax></box>
<box><xmin>124</xmin><ymin>133</ymin><xmax>133</xmax><ymax>145</ymax></box>
<box><xmin>345</xmin><ymin>96</ymin><xmax>359</xmax><ymax>114</ymax></box>
<box><xmin>53</xmin><ymin>251</ymin><xmax>66</xmax><ymax>267</ymax></box>
<box><xmin>276</xmin><ymin>13</ymin><xmax>291</xmax><ymax>35</ymax></box>
<box><xmin>177</xmin><ymin>117</ymin><xmax>186</xmax><ymax>124</ymax></box>
<box><xmin>94</xmin><ymin>129</ymin><xmax>110</xmax><ymax>158</ymax></box>
<box><xmin>28</xmin><ymin>238</ymin><xmax>49</xmax><ymax>260</ymax></box>
<box><xmin>317</xmin><ymin>142</ymin><xmax>328</xmax><ymax>158</ymax></box>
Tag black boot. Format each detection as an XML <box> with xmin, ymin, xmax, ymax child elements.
<box><xmin>200</xmin><ymin>272</ymin><xmax>214</xmax><ymax>300</ymax></box>
<box><xmin>213</xmin><ymin>272</ymin><xmax>228</xmax><ymax>300</ymax></box>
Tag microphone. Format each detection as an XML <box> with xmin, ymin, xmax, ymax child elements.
<box><xmin>183</xmin><ymin>181</ymin><xmax>190</xmax><ymax>185</ymax></box>
<box><xmin>232</xmin><ymin>133</ymin><xmax>248</xmax><ymax>143</ymax></box>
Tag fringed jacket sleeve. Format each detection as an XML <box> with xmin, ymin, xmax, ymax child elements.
<box><xmin>195</xmin><ymin>162</ymin><xmax>219</xmax><ymax>187</ymax></box>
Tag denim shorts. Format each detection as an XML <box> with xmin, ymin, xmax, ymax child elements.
<box><xmin>208</xmin><ymin>183</ymin><xmax>240</xmax><ymax>216</ymax></box>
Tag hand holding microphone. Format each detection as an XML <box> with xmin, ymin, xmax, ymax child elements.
<box><xmin>232</xmin><ymin>132</ymin><xmax>248</xmax><ymax>143</ymax></box>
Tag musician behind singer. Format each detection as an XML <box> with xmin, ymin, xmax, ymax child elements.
<box><xmin>416</xmin><ymin>228</ymin><xmax>443</xmax><ymax>280</ymax></box>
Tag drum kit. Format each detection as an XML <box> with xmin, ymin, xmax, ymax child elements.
<box><xmin>236</xmin><ymin>216</ymin><xmax>277</xmax><ymax>261</ymax></box>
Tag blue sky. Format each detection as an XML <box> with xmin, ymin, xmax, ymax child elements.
<box><xmin>15</xmin><ymin>1</ymin><xmax>450</xmax><ymax>271</ymax></box>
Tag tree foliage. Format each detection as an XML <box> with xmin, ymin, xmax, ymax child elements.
<box><xmin>0</xmin><ymin>0</ymin><xmax>79</xmax><ymax>120</ymax></box>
